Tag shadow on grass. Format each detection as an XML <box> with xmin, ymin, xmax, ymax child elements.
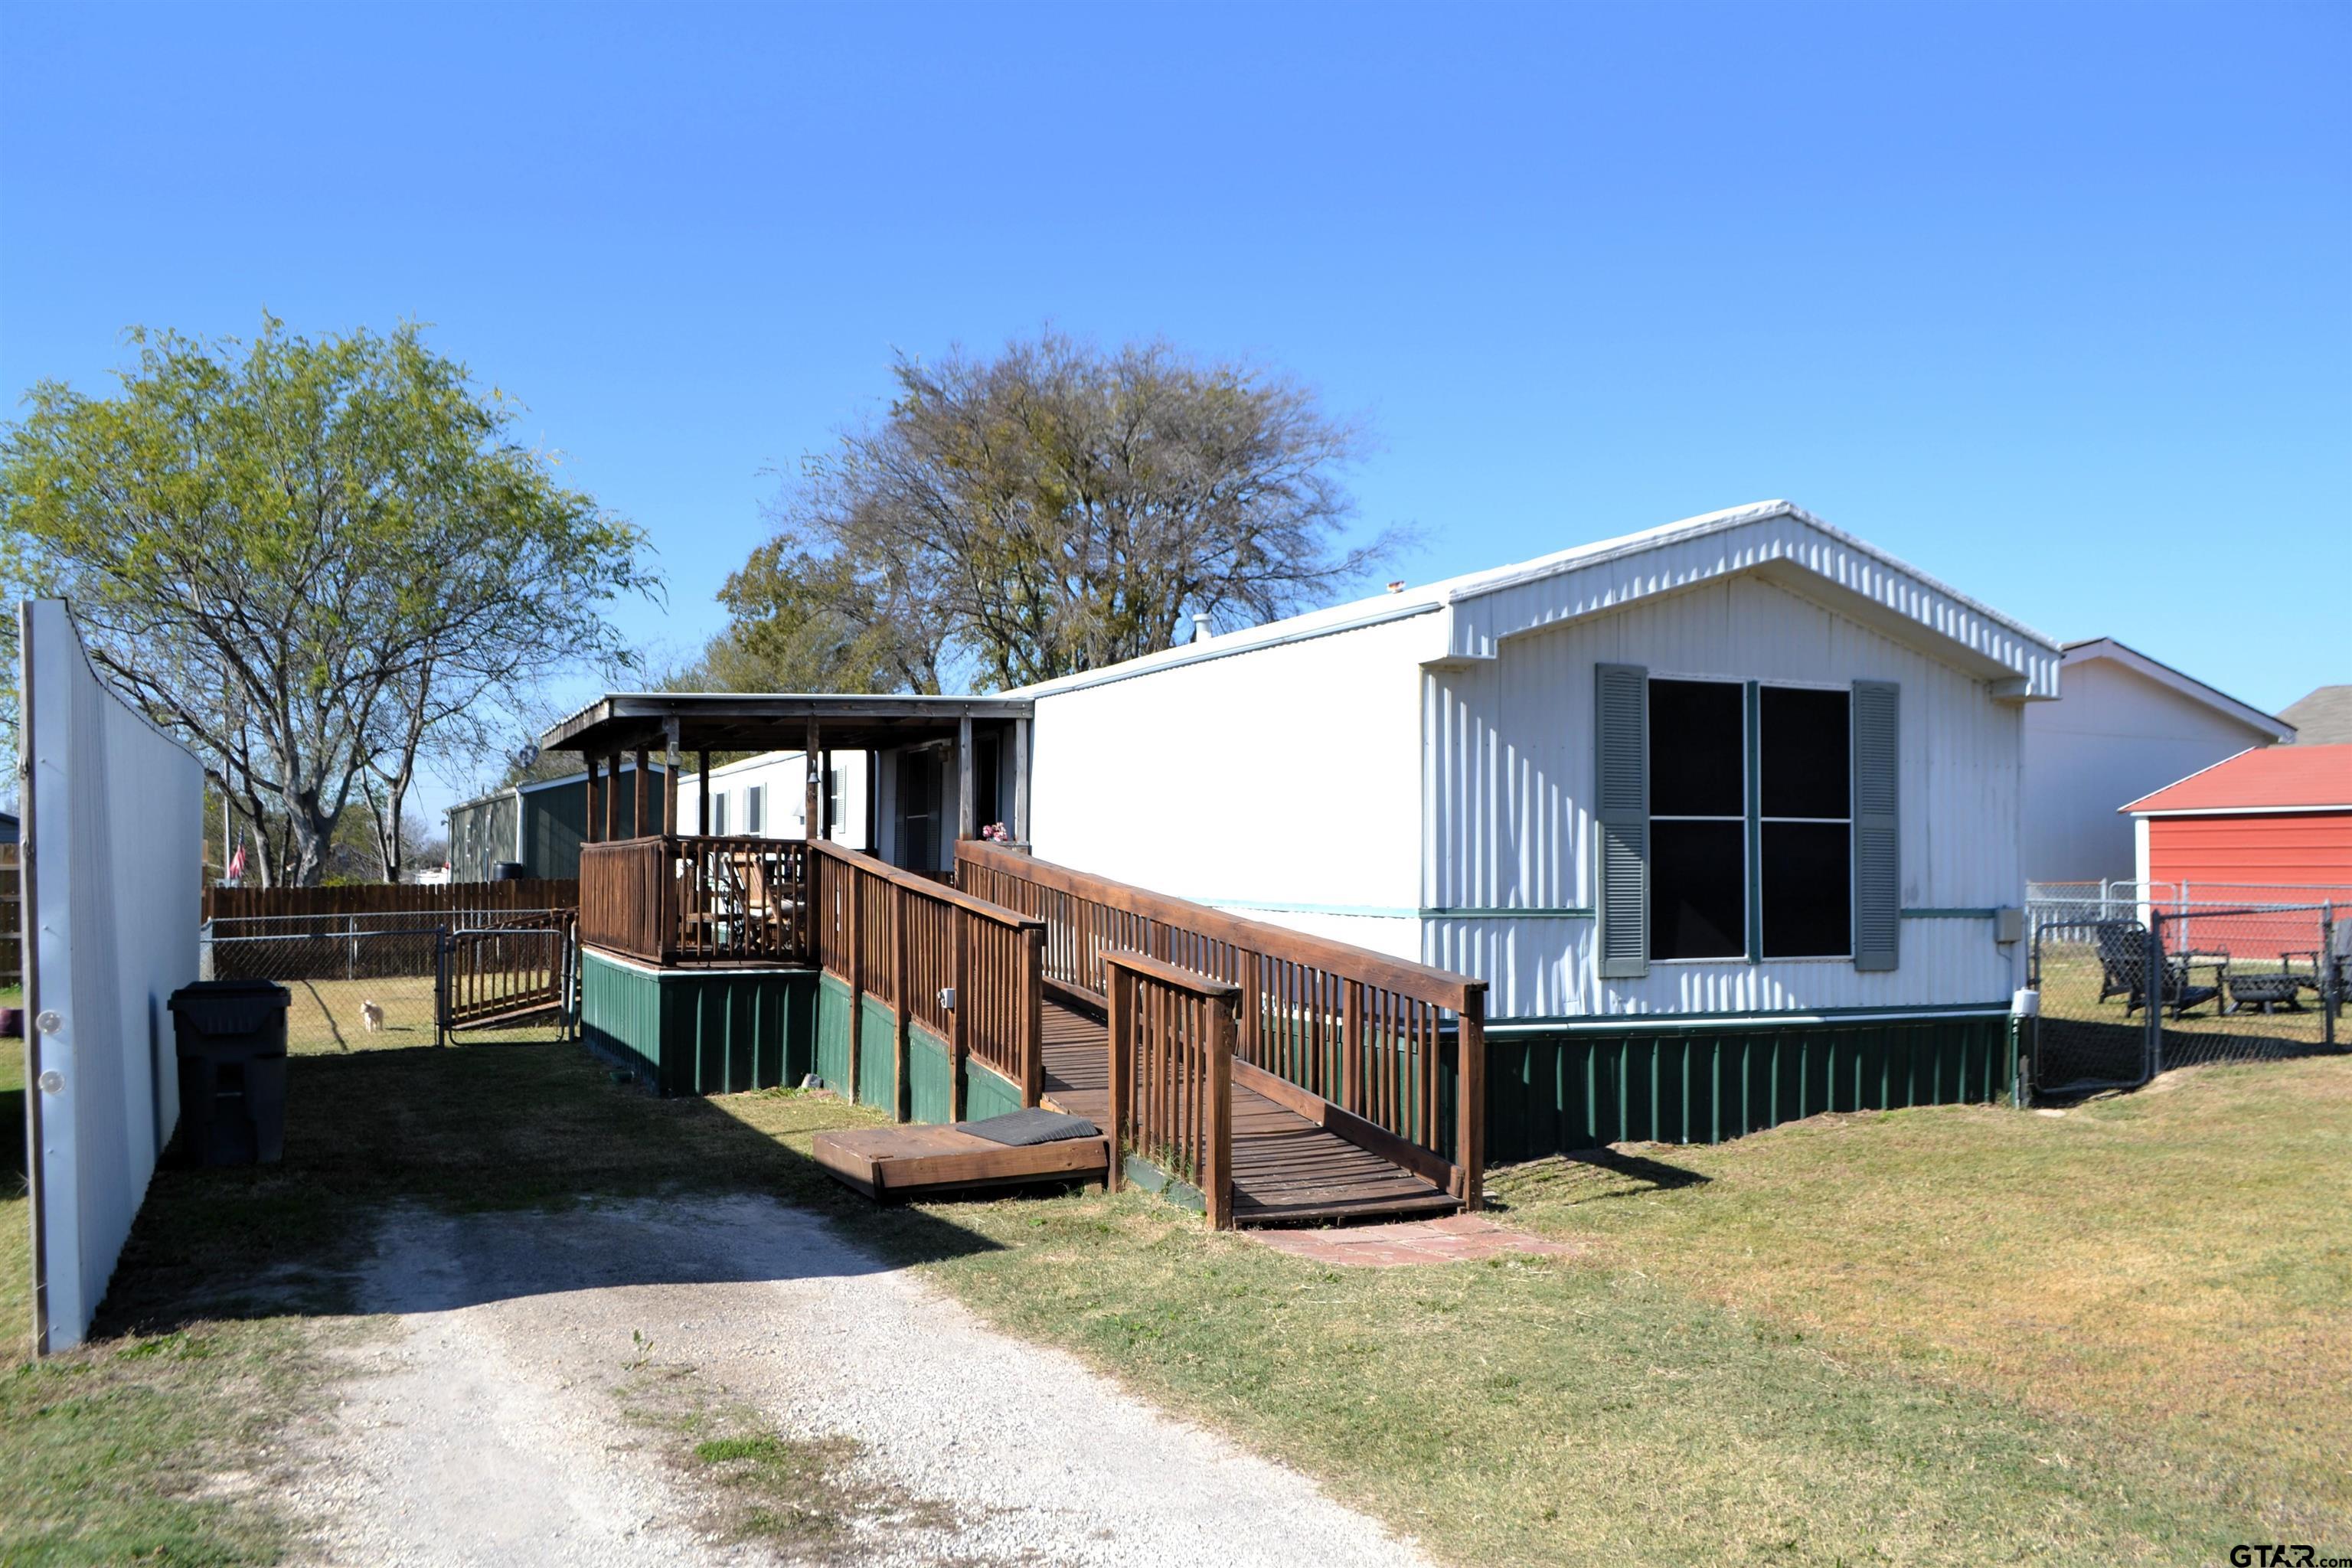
<box><xmin>93</xmin><ymin>1039</ymin><xmax>1005</xmax><ymax>1339</ymax></box>
<box><xmin>2034</xmin><ymin>1010</ymin><xmax>2345</xmax><ymax>1100</ymax></box>
<box><xmin>1486</xmin><ymin>1145</ymin><xmax>1711</xmax><ymax>1210</ymax></box>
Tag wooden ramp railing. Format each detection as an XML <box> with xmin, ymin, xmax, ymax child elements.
<box><xmin>579</xmin><ymin>835</ymin><xmax>1047</xmax><ymax>1115</ymax></box>
<box><xmin>436</xmin><ymin>912</ymin><xmax>577</xmax><ymax>1044</ymax></box>
<box><xmin>809</xmin><ymin>841</ymin><xmax>1046</xmax><ymax>1114</ymax></box>
<box><xmin>1105</xmin><ymin>952</ymin><xmax>1237</xmax><ymax>1229</ymax></box>
<box><xmin>958</xmin><ymin>840</ymin><xmax>1488</xmax><ymax>1212</ymax></box>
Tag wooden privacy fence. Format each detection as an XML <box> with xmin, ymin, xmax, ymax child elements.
<box><xmin>958</xmin><ymin>840</ymin><xmax>1488</xmax><ymax>1209</ymax></box>
<box><xmin>1105</xmin><ymin>952</ymin><xmax>1236</xmax><ymax>1228</ymax></box>
<box><xmin>810</xmin><ymin>841</ymin><xmax>1046</xmax><ymax>1112</ymax></box>
<box><xmin>204</xmin><ymin>878</ymin><xmax>577</xmax><ymax>922</ymax></box>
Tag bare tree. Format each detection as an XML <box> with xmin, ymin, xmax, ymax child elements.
<box><xmin>710</xmin><ymin>332</ymin><xmax>1400</xmax><ymax>692</ymax></box>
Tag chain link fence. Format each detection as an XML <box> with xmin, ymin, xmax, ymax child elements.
<box><xmin>2024</xmin><ymin>900</ymin><xmax>2344</xmax><ymax>1098</ymax></box>
<box><xmin>200</xmin><ymin>910</ymin><xmax>575</xmax><ymax>1053</ymax></box>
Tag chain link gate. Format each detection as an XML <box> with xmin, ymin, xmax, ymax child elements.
<box><xmin>2025</xmin><ymin>902</ymin><xmax>2343</xmax><ymax>1099</ymax></box>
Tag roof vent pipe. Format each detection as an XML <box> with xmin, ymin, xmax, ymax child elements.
<box><xmin>1191</xmin><ymin>612</ymin><xmax>1213</xmax><ymax>643</ymax></box>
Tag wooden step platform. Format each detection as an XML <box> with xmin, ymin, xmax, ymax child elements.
<box><xmin>812</xmin><ymin>1124</ymin><xmax>1109</xmax><ymax>1202</ymax></box>
<box><xmin>1039</xmin><ymin>1001</ymin><xmax>1460</xmax><ymax>1227</ymax></box>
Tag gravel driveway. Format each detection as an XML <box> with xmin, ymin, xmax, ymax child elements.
<box><xmin>286</xmin><ymin>1194</ymin><xmax>1432</xmax><ymax>1567</ymax></box>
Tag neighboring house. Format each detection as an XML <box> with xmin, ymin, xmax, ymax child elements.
<box><xmin>2279</xmin><ymin>685</ymin><xmax>2352</xmax><ymax>746</ymax></box>
<box><xmin>2021</xmin><ymin>639</ymin><xmax>2294</xmax><ymax>884</ymax></box>
<box><xmin>674</xmin><ymin>751</ymin><xmax>872</xmax><ymax>850</ymax></box>
<box><xmin>2122</xmin><ymin>743</ymin><xmax>2352</xmax><ymax>902</ymax></box>
<box><xmin>0</xmin><ymin>809</ymin><xmax>18</xmax><ymax>845</ymax></box>
<box><xmin>1020</xmin><ymin>500</ymin><xmax>2063</xmax><ymax>1106</ymax></box>
<box><xmin>444</xmin><ymin>763</ymin><xmax>668</xmax><ymax>881</ymax></box>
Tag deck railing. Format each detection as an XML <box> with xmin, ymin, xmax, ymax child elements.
<box><xmin>579</xmin><ymin>836</ymin><xmax>812</xmax><ymax>965</ymax></box>
<box><xmin>957</xmin><ymin>841</ymin><xmax>1488</xmax><ymax>1209</ymax></box>
<box><xmin>579</xmin><ymin>834</ymin><xmax>1047</xmax><ymax>1112</ymax></box>
<box><xmin>1105</xmin><ymin>952</ymin><xmax>1236</xmax><ymax>1228</ymax></box>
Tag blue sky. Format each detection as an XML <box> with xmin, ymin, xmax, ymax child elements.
<box><xmin>3</xmin><ymin>1</ymin><xmax>2346</xmax><ymax>821</ymax></box>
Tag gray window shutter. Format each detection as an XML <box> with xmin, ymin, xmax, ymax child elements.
<box><xmin>1852</xmin><ymin>679</ymin><xmax>1900</xmax><ymax>972</ymax></box>
<box><xmin>1594</xmin><ymin>663</ymin><xmax>1649</xmax><ymax>979</ymax></box>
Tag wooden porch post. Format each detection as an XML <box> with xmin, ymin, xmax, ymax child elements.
<box><xmin>1012</xmin><ymin>717</ymin><xmax>1030</xmax><ymax>844</ymax></box>
<box><xmin>697</xmin><ymin>750</ymin><xmax>711</xmax><ymax>835</ymax></box>
<box><xmin>1456</xmin><ymin>987</ymin><xmax>1486</xmax><ymax>1212</ymax></box>
<box><xmin>864</xmin><ymin>750</ymin><xmax>880</xmax><ymax>855</ymax></box>
<box><xmin>956</xmin><ymin>714</ymin><xmax>975</xmax><ymax>843</ymax></box>
<box><xmin>818</xmin><ymin>749</ymin><xmax>834</xmax><ymax>842</ymax></box>
<box><xmin>632</xmin><ymin>748</ymin><xmax>649</xmax><ymax>839</ymax></box>
<box><xmin>949</xmin><ymin>908</ymin><xmax>970</xmax><ymax>1121</ymax></box>
<box><xmin>1103</xmin><ymin>962</ymin><xmax>1129</xmax><ymax>1191</ymax></box>
<box><xmin>890</xmin><ymin>880</ymin><xmax>910</xmax><ymax>1122</ymax></box>
<box><xmin>602</xmin><ymin>753</ymin><xmax>618</xmax><ymax>842</ymax></box>
<box><xmin>805</xmin><ymin>714</ymin><xmax>822</xmax><ymax>842</ymax></box>
<box><xmin>1205</xmin><ymin>998</ymin><xmax>1234</xmax><ymax>1230</ymax></box>
<box><xmin>584</xmin><ymin>756</ymin><xmax>602</xmax><ymax>844</ymax></box>
<box><xmin>663</xmin><ymin>717</ymin><xmax>680</xmax><ymax>837</ymax></box>
<box><xmin>846</xmin><ymin>865</ymin><xmax>864</xmax><ymax>1099</ymax></box>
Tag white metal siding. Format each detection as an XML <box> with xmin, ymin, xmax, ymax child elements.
<box><xmin>1425</xmin><ymin>575</ymin><xmax>2024</xmax><ymax>1016</ymax></box>
<box><xmin>2021</xmin><ymin>655</ymin><xmax>2279</xmax><ymax>883</ymax></box>
<box><xmin>1028</xmin><ymin>615</ymin><xmax>1430</xmax><ymax>915</ymax></box>
<box><xmin>23</xmin><ymin>600</ymin><xmax>203</xmax><ymax>1353</ymax></box>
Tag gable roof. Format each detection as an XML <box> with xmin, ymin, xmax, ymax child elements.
<box><xmin>2122</xmin><ymin>743</ymin><xmax>2352</xmax><ymax>815</ymax></box>
<box><xmin>2280</xmin><ymin>685</ymin><xmax>2352</xmax><ymax>746</ymax></box>
<box><xmin>1016</xmin><ymin>499</ymin><xmax>2065</xmax><ymax>700</ymax></box>
<box><xmin>2060</xmin><ymin>639</ymin><xmax>2295</xmax><ymax>742</ymax></box>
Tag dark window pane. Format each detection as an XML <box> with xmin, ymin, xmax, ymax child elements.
<box><xmin>1650</xmin><ymin>680</ymin><xmax>1744</xmax><ymax>816</ymax></box>
<box><xmin>1760</xmin><ymin>687</ymin><xmax>1848</xmax><ymax>819</ymax></box>
<box><xmin>1651</xmin><ymin>818</ymin><xmax>1746</xmax><ymax>959</ymax></box>
<box><xmin>1762</xmin><ymin>821</ymin><xmax>1852</xmax><ymax>958</ymax></box>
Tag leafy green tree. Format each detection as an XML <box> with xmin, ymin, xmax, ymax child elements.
<box><xmin>2</xmin><ymin>318</ymin><xmax>659</xmax><ymax>884</ymax></box>
<box><xmin>700</xmin><ymin>332</ymin><xmax>1397</xmax><ymax>692</ymax></box>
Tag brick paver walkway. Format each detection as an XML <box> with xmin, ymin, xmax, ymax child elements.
<box><xmin>1250</xmin><ymin>1214</ymin><xmax>1582</xmax><ymax>1268</ymax></box>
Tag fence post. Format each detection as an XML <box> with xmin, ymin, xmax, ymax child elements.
<box><xmin>1456</xmin><ymin>987</ymin><xmax>1486</xmax><ymax>1212</ymax></box>
<box><xmin>1105</xmin><ymin>962</ymin><xmax>1129</xmax><ymax>1192</ymax></box>
<box><xmin>2144</xmin><ymin>915</ymin><xmax>2165</xmax><ymax>1083</ymax></box>
<box><xmin>1205</xmin><ymin>995</ymin><xmax>1233</xmax><ymax>1230</ymax></box>
<box><xmin>1341</xmin><ymin>978</ymin><xmax>1362</xmax><ymax>1116</ymax></box>
<box><xmin>2325</xmin><ymin>902</ymin><xmax>2338</xmax><ymax>1053</ymax></box>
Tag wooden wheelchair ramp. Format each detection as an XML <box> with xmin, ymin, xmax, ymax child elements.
<box><xmin>1040</xmin><ymin>1001</ymin><xmax>1459</xmax><ymax>1226</ymax></box>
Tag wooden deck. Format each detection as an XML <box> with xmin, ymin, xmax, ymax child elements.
<box><xmin>1040</xmin><ymin>1001</ymin><xmax>1459</xmax><ymax>1227</ymax></box>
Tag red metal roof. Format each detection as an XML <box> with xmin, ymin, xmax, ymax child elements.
<box><xmin>2123</xmin><ymin>743</ymin><xmax>2352</xmax><ymax>815</ymax></box>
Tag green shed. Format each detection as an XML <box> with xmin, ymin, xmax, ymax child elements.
<box><xmin>444</xmin><ymin>763</ymin><xmax>668</xmax><ymax>882</ymax></box>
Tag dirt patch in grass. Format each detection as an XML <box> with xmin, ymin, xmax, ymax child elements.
<box><xmin>617</xmin><ymin>1357</ymin><xmax>955</xmax><ymax>1563</ymax></box>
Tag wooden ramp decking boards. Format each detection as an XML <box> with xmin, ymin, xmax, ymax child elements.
<box><xmin>1039</xmin><ymin>1001</ymin><xmax>1460</xmax><ymax>1227</ymax></box>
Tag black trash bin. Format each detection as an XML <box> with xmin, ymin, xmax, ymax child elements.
<box><xmin>168</xmin><ymin>979</ymin><xmax>292</xmax><ymax>1165</ymax></box>
<box><xmin>491</xmin><ymin>861</ymin><xmax>529</xmax><ymax>881</ymax></box>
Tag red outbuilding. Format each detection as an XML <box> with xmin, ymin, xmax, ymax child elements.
<box><xmin>2122</xmin><ymin>743</ymin><xmax>2352</xmax><ymax>905</ymax></box>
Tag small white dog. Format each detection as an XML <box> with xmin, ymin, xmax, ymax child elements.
<box><xmin>361</xmin><ymin>999</ymin><xmax>385</xmax><ymax>1034</ymax></box>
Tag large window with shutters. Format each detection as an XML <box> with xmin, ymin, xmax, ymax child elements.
<box><xmin>1643</xmin><ymin>678</ymin><xmax>1853</xmax><ymax>962</ymax></box>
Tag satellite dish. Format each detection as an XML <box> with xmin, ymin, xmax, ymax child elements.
<box><xmin>514</xmin><ymin>742</ymin><xmax>540</xmax><ymax>770</ymax></box>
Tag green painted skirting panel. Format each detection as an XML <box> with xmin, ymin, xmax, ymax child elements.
<box><xmin>1483</xmin><ymin>1012</ymin><xmax>2015</xmax><ymax>1161</ymax></box>
<box><xmin>580</xmin><ymin>950</ymin><xmax>816</xmax><ymax>1098</ymax></box>
<box><xmin>857</xmin><ymin>995</ymin><xmax>897</xmax><ymax>1112</ymax></box>
<box><xmin>907</xmin><ymin>1021</ymin><xmax>953</xmax><ymax>1125</ymax></box>
<box><xmin>963</xmin><ymin>1059</ymin><xmax>1024</xmax><ymax>1122</ymax></box>
<box><xmin>815</xmin><ymin>973</ymin><xmax>854</xmax><ymax>1093</ymax></box>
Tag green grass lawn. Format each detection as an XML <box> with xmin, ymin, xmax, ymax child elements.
<box><xmin>3</xmin><ymin>1007</ymin><xmax>2345</xmax><ymax>1565</ymax></box>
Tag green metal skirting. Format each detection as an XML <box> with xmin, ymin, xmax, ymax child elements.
<box><xmin>1483</xmin><ymin>1011</ymin><xmax>2015</xmax><ymax>1161</ymax></box>
<box><xmin>579</xmin><ymin>949</ymin><xmax>815</xmax><ymax>1097</ymax></box>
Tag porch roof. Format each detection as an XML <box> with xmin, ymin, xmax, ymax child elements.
<box><xmin>541</xmin><ymin>692</ymin><xmax>1034</xmax><ymax>757</ymax></box>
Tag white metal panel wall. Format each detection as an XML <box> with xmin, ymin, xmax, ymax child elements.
<box><xmin>2020</xmin><ymin>655</ymin><xmax>2277</xmax><ymax>883</ymax></box>
<box><xmin>1425</xmin><ymin>575</ymin><xmax>2024</xmax><ymax>1017</ymax></box>
<box><xmin>1028</xmin><ymin>615</ymin><xmax>1431</xmax><ymax>916</ymax></box>
<box><xmin>21</xmin><ymin>599</ymin><xmax>202</xmax><ymax>1353</ymax></box>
